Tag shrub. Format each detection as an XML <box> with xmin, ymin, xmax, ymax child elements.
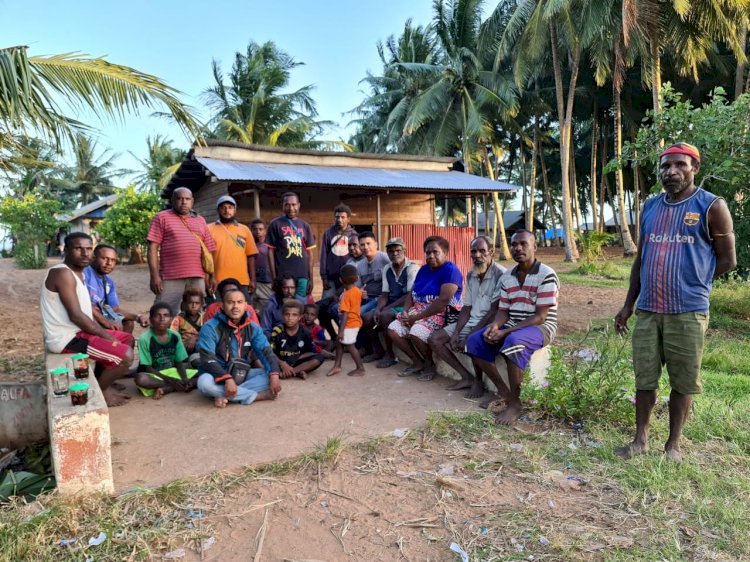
<box><xmin>522</xmin><ymin>328</ymin><xmax>637</xmax><ymax>426</ymax></box>
<box><xmin>0</xmin><ymin>196</ymin><xmax>64</xmax><ymax>269</ymax></box>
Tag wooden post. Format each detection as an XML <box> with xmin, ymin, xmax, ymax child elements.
<box><xmin>253</xmin><ymin>188</ymin><xmax>261</xmax><ymax>219</ymax></box>
<box><xmin>466</xmin><ymin>195</ymin><xmax>473</xmax><ymax>228</ymax></box>
<box><xmin>376</xmin><ymin>193</ymin><xmax>382</xmax><ymax>245</ymax></box>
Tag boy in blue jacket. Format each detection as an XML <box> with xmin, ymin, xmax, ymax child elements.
<box><xmin>196</xmin><ymin>289</ymin><xmax>282</xmax><ymax>408</ymax></box>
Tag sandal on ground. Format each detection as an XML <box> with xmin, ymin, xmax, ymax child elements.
<box><xmin>398</xmin><ymin>366</ymin><xmax>423</xmax><ymax>377</ymax></box>
<box><xmin>376</xmin><ymin>357</ymin><xmax>398</xmax><ymax>369</ymax></box>
<box><xmin>417</xmin><ymin>371</ymin><xmax>437</xmax><ymax>382</ymax></box>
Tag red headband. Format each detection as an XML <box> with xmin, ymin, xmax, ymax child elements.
<box><xmin>660</xmin><ymin>144</ymin><xmax>700</xmax><ymax>162</ymax></box>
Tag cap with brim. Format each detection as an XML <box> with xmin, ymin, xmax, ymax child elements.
<box><xmin>216</xmin><ymin>195</ymin><xmax>237</xmax><ymax>208</ymax></box>
<box><xmin>385</xmin><ymin>237</ymin><xmax>406</xmax><ymax>249</ymax></box>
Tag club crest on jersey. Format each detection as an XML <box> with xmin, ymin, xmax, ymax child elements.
<box><xmin>683</xmin><ymin>212</ymin><xmax>700</xmax><ymax>226</ymax></box>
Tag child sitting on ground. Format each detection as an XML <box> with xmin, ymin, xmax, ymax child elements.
<box><xmin>302</xmin><ymin>303</ymin><xmax>334</xmax><ymax>354</ymax></box>
<box><xmin>170</xmin><ymin>288</ymin><xmax>204</xmax><ymax>367</ymax></box>
<box><xmin>135</xmin><ymin>302</ymin><xmax>199</xmax><ymax>399</ymax></box>
<box><xmin>271</xmin><ymin>300</ymin><xmax>326</xmax><ymax>380</ymax></box>
<box><xmin>327</xmin><ymin>264</ymin><xmax>365</xmax><ymax>377</ymax></box>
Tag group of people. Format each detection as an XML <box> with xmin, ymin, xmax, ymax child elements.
<box><xmin>40</xmin><ymin>143</ymin><xmax>736</xmax><ymax>458</ymax></box>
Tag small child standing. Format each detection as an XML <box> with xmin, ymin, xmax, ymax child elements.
<box><xmin>327</xmin><ymin>264</ymin><xmax>365</xmax><ymax>377</ymax></box>
<box><xmin>170</xmin><ymin>288</ymin><xmax>204</xmax><ymax>367</ymax></box>
<box><xmin>135</xmin><ymin>302</ymin><xmax>199</xmax><ymax>399</ymax></box>
<box><xmin>271</xmin><ymin>300</ymin><xmax>325</xmax><ymax>380</ymax></box>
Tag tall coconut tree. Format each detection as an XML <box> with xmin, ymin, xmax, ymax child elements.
<box><xmin>0</xmin><ymin>46</ymin><xmax>200</xmax><ymax>155</ymax></box>
<box><xmin>55</xmin><ymin>134</ymin><xmax>129</xmax><ymax>206</ymax></box>
<box><xmin>202</xmin><ymin>41</ymin><xmax>333</xmax><ymax>148</ymax></box>
<box><xmin>130</xmin><ymin>134</ymin><xmax>184</xmax><ymax>195</ymax></box>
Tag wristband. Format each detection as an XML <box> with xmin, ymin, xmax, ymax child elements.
<box><xmin>270</xmin><ymin>372</ymin><xmax>280</xmax><ymax>377</ymax></box>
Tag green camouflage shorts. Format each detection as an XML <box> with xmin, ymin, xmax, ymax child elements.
<box><xmin>632</xmin><ymin>310</ymin><xmax>709</xmax><ymax>395</ymax></box>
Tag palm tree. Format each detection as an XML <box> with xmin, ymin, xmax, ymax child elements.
<box><xmin>55</xmin><ymin>134</ymin><xmax>129</xmax><ymax>206</ymax></box>
<box><xmin>0</xmin><ymin>46</ymin><xmax>200</xmax><ymax>153</ymax></box>
<box><xmin>130</xmin><ymin>135</ymin><xmax>184</xmax><ymax>195</ymax></box>
<box><xmin>202</xmin><ymin>41</ymin><xmax>333</xmax><ymax>148</ymax></box>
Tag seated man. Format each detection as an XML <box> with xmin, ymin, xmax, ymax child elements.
<box><xmin>41</xmin><ymin>232</ymin><xmax>134</xmax><ymax>407</ymax></box>
<box><xmin>429</xmin><ymin>236</ymin><xmax>505</xmax><ymax>398</ymax></box>
<box><xmin>261</xmin><ymin>274</ymin><xmax>305</xmax><ymax>340</ymax></box>
<box><xmin>196</xmin><ymin>289</ymin><xmax>282</xmax><ymax>408</ymax></box>
<box><xmin>364</xmin><ymin>237</ymin><xmax>419</xmax><ymax>368</ymax></box>
<box><xmin>271</xmin><ymin>301</ymin><xmax>325</xmax><ymax>379</ymax></box>
<box><xmin>134</xmin><ymin>302</ymin><xmax>198</xmax><ymax>399</ymax></box>
<box><xmin>204</xmin><ymin>277</ymin><xmax>260</xmax><ymax>325</ymax></box>
<box><xmin>170</xmin><ymin>288</ymin><xmax>205</xmax><ymax>367</ymax></box>
<box><xmin>84</xmin><ymin>244</ymin><xmax>149</xmax><ymax>334</ymax></box>
<box><xmin>464</xmin><ymin>231</ymin><xmax>559</xmax><ymax>425</ymax></box>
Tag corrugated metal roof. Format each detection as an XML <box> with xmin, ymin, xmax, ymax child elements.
<box><xmin>60</xmin><ymin>194</ymin><xmax>118</xmax><ymax>222</ymax></box>
<box><xmin>196</xmin><ymin>157</ymin><xmax>518</xmax><ymax>193</ymax></box>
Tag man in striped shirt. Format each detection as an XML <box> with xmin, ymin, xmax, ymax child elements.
<box><xmin>147</xmin><ymin>187</ymin><xmax>217</xmax><ymax>316</ymax></box>
<box><xmin>465</xmin><ymin>230</ymin><xmax>559</xmax><ymax>425</ymax></box>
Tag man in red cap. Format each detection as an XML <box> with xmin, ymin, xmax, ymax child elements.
<box><xmin>614</xmin><ymin>143</ymin><xmax>736</xmax><ymax>462</ymax></box>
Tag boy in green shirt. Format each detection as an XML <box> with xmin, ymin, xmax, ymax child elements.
<box><xmin>135</xmin><ymin>302</ymin><xmax>198</xmax><ymax>399</ymax></box>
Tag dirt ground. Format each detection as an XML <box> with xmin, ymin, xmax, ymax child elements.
<box><xmin>0</xmin><ymin>252</ymin><xmax>630</xmax><ymax>560</ymax></box>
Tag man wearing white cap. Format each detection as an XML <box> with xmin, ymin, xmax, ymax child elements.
<box><xmin>207</xmin><ymin>194</ymin><xmax>258</xmax><ymax>295</ymax></box>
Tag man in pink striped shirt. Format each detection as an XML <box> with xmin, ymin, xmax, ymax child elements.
<box><xmin>147</xmin><ymin>187</ymin><xmax>217</xmax><ymax>316</ymax></box>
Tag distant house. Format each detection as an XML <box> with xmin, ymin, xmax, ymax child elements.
<box><xmin>476</xmin><ymin>210</ymin><xmax>546</xmax><ymax>241</ymax></box>
<box><xmin>581</xmin><ymin>210</ymin><xmax>637</xmax><ymax>234</ymax></box>
<box><xmin>163</xmin><ymin>141</ymin><xmax>518</xmax><ymax>273</ymax></box>
<box><xmin>60</xmin><ymin>194</ymin><xmax>118</xmax><ymax>236</ymax></box>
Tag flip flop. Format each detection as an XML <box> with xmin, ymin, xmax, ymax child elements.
<box><xmin>417</xmin><ymin>371</ymin><xmax>437</xmax><ymax>381</ymax></box>
<box><xmin>398</xmin><ymin>366</ymin><xmax>423</xmax><ymax>377</ymax></box>
<box><xmin>376</xmin><ymin>358</ymin><xmax>398</xmax><ymax>369</ymax></box>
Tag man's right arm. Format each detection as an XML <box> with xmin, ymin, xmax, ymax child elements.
<box><xmin>50</xmin><ymin>269</ymin><xmax>116</xmax><ymax>341</ymax></box>
<box><xmin>147</xmin><ymin>242</ymin><xmax>162</xmax><ymax>295</ymax></box>
<box><xmin>197</xmin><ymin>324</ymin><xmax>230</xmax><ymax>382</ymax></box>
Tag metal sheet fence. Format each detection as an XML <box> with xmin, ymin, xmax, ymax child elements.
<box><xmin>389</xmin><ymin>224</ymin><xmax>475</xmax><ymax>275</ymax></box>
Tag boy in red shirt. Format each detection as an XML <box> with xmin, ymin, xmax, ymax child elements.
<box><xmin>327</xmin><ymin>265</ymin><xmax>365</xmax><ymax>377</ymax></box>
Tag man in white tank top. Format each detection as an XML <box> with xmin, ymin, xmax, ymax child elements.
<box><xmin>41</xmin><ymin>232</ymin><xmax>134</xmax><ymax>407</ymax></box>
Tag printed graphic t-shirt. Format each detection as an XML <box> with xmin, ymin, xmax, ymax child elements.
<box><xmin>270</xmin><ymin>325</ymin><xmax>316</xmax><ymax>365</ymax></box>
<box><xmin>265</xmin><ymin>216</ymin><xmax>316</xmax><ymax>279</ymax></box>
<box><xmin>138</xmin><ymin>329</ymin><xmax>188</xmax><ymax>371</ymax></box>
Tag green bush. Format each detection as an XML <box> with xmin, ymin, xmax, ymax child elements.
<box><xmin>522</xmin><ymin>328</ymin><xmax>637</xmax><ymax>426</ymax></box>
<box><xmin>13</xmin><ymin>242</ymin><xmax>48</xmax><ymax>269</ymax></box>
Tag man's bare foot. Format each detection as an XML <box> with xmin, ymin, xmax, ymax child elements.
<box><xmin>255</xmin><ymin>390</ymin><xmax>277</xmax><ymax>401</ymax></box>
<box><xmin>103</xmin><ymin>386</ymin><xmax>128</xmax><ymax>407</ymax></box>
<box><xmin>327</xmin><ymin>367</ymin><xmax>342</xmax><ymax>377</ymax></box>
<box><xmin>214</xmin><ymin>397</ymin><xmax>228</xmax><ymax>408</ymax></box>
<box><xmin>664</xmin><ymin>447</ymin><xmax>683</xmax><ymax>463</ymax></box>
<box><xmin>417</xmin><ymin>369</ymin><xmax>437</xmax><ymax>381</ymax></box>
<box><xmin>494</xmin><ymin>402</ymin><xmax>522</xmax><ymax>425</ymax></box>
<box><xmin>446</xmin><ymin>379</ymin><xmax>472</xmax><ymax>391</ymax></box>
<box><xmin>153</xmin><ymin>388</ymin><xmax>165</xmax><ymax>400</ymax></box>
<box><xmin>465</xmin><ymin>379</ymin><xmax>485</xmax><ymax>399</ymax></box>
<box><xmin>347</xmin><ymin>369</ymin><xmax>366</xmax><ymax>377</ymax></box>
<box><xmin>296</xmin><ymin>371</ymin><xmax>308</xmax><ymax>380</ymax></box>
<box><xmin>615</xmin><ymin>442</ymin><xmax>648</xmax><ymax>459</ymax></box>
<box><xmin>112</xmin><ymin>382</ymin><xmax>127</xmax><ymax>391</ymax></box>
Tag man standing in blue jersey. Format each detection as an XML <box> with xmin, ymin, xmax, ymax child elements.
<box><xmin>614</xmin><ymin>143</ymin><xmax>736</xmax><ymax>462</ymax></box>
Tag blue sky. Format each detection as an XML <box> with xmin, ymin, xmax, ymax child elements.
<box><xmin>3</xmin><ymin>0</ymin><xmax>438</xmax><ymax>178</ymax></box>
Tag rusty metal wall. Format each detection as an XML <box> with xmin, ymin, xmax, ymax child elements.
<box><xmin>390</xmin><ymin>224</ymin><xmax>475</xmax><ymax>275</ymax></box>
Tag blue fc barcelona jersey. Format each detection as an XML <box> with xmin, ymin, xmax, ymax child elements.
<box><xmin>637</xmin><ymin>188</ymin><xmax>720</xmax><ymax>314</ymax></box>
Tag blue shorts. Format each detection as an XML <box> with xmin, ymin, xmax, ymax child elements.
<box><xmin>465</xmin><ymin>325</ymin><xmax>545</xmax><ymax>371</ymax></box>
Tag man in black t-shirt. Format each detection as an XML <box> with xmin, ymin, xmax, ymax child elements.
<box><xmin>265</xmin><ymin>192</ymin><xmax>316</xmax><ymax>297</ymax></box>
<box><xmin>270</xmin><ymin>300</ymin><xmax>325</xmax><ymax>379</ymax></box>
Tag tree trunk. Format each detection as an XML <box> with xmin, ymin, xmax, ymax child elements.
<box><xmin>540</xmin><ymin>143</ymin><xmax>560</xmax><ymax>247</ymax></box>
<box><xmin>129</xmin><ymin>245</ymin><xmax>146</xmax><ymax>264</ymax></box>
<box><xmin>550</xmin><ymin>23</ymin><xmax>579</xmax><ymax>261</ymax></box>
<box><xmin>599</xmin><ymin>118</ymin><xmax>609</xmax><ymax>231</ymax></box>
<box><xmin>484</xmin><ymin>147</ymin><xmax>510</xmax><ymax>260</ymax></box>
<box><xmin>613</xmin><ymin>78</ymin><xmax>638</xmax><ymax>255</ymax></box>
<box><xmin>650</xmin><ymin>29</ymin><xmax>662</xmax><ymax>112</ymax></box>
<box><xmin>736</xmin><ymin>23</ymin><xmax>748</xmax><ymax>100</ymax></box>
<box><xmin>570</xmin><ymin>140</ymin><xmax>582</xmax><ymax>233</ymax></box>
<box><xmin>590</xmin><ymin>100</ymin><xmax>599</xmax><ymax>232</ymax></box>
<box><xmin>528</xmin><ymin>122</ymin><xmax>539</xmax><ymax>232</ymax></box>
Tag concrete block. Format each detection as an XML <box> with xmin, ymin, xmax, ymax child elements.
<box><xmin>46</xmin><ymin>354</ymin><xmax>113</xmax><ymax>495</ymax></box>
<box><xmin>0</xmin><ymin>381</ymin><xmax>48</xmax><ymax>448</ymax></box>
